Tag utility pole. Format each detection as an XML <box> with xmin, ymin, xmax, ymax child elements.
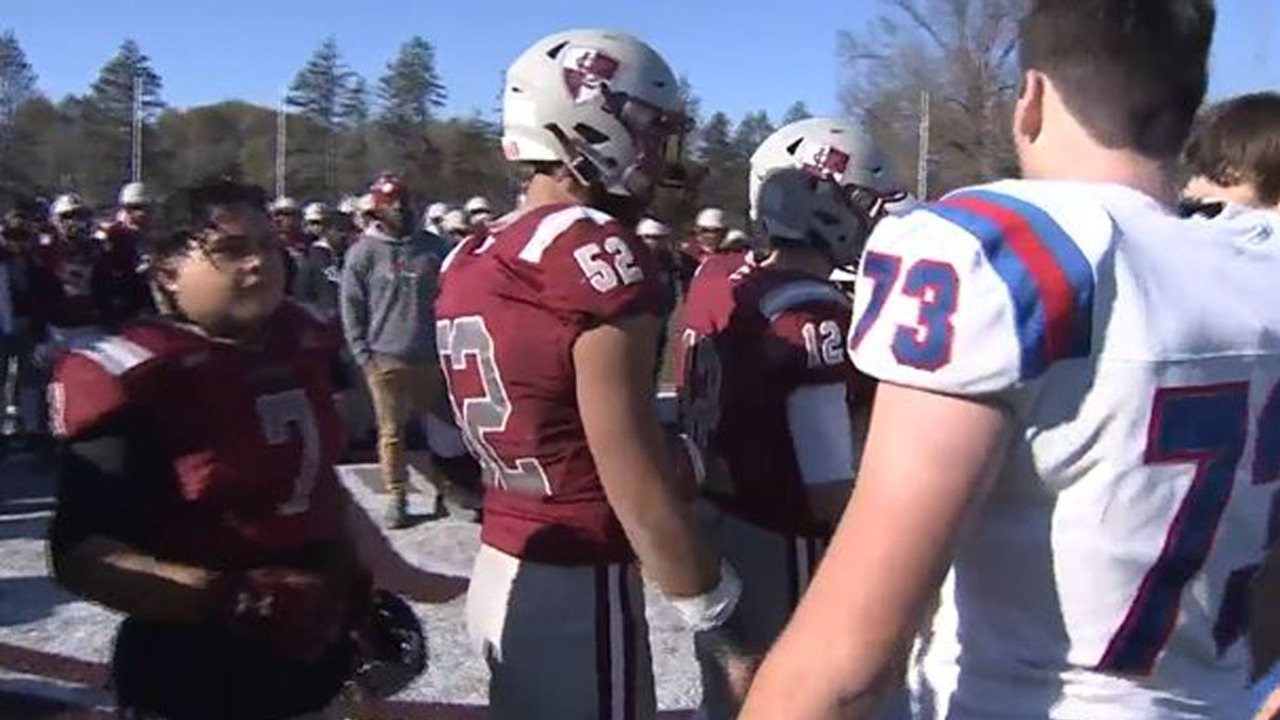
<box><xmin>131</xmin><ymin>75</ymin><xmax>143</xmax><ymax>182</ymax></box>
<box><xmin>275</xmin><ymin>95</ymin><xmax>287</xmax><ymax>199</ymax></box>
<box><xmin>917</xmin><ymin>90</ymin><xmax>931</xmax><ymax>201</ymax></box>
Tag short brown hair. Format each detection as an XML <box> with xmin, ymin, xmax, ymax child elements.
<box><xmin>1182</xmin><ymin>93</ymin><xmax>1280</xmax><ymax>205</ymax></box>
<box><xmin>1020</xmin><ymin>0</ymin><xmax>1215</xmax><ymax>159</ymax></box>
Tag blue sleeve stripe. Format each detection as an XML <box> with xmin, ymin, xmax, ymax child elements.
<box><xmin>924</xmin><ymin>189</ymin><xmax>1094</xmax><ymax>379</ymax></box>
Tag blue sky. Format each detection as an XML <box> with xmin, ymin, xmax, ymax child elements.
<box><xmin>4</xmin><ymin>0</ymin><xmax>1278</xmax><ymax>122</ymax></box>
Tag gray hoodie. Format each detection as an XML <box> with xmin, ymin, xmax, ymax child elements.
<box><xmin>339</xmin><ymin>227</ymin><xmax>442</xmax><ymax>365</ymax></box>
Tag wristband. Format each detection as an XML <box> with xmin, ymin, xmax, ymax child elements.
<box><xmin>676</xmin><ymin>432</ymin><xmax>707</xmax><ymax>488</ymax></box>
<box><xmin>670</xmin><ymin>561</ymin><xmax>742</xmax><ymax>632</ymax></box>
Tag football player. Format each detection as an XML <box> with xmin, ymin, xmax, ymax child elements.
<box><xmin>435</xmin><ymin>29</ymin><xmax>751</xmax><ymax>720</ymax></box>
<box><xmin>1182</xmin><ymin>92</ymin><xmax>1280</xmax><ymax>212</ymax></box>
<box><xmin>47</xmin><ymin>179</ymin><xmax>383</xmax><ymax>719</ymax></box>
<box><xmin>676</xmin><ymin>118</ymin><xmax>900</xmax><ymax>720</ymax></box>
<box><xmin>741</xmin><ymin>2</ymin><xmax>1280</xmax><ymax>719</ymax></box>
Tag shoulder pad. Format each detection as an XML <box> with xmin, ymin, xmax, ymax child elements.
<box><xmin>757</xmin><ymin>279</ymin><xmax>850</xmax><ymax>321</ymax></box>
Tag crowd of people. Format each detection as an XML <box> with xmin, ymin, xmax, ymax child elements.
<box><xmin>8</xmin><ymin>0</ymin><xmax>1280</xmax><ymax>718</ymax></box>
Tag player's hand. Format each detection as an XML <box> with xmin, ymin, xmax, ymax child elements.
<box><xmin>214</xmin><ymin>568</ymin><xmax>348</xmax><ymax>663</ymax></box>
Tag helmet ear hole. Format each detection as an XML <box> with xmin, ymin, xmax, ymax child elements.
<box><xmin>574</xmin><ymin>123</ymin><xmax>610</xmax><ymax>145</ymax></box>
<box><xmin>545</xmin><ymin>41</ymin><xmax>569</xmax><ymax>59</ymax></box>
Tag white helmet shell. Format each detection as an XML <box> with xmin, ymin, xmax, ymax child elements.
<box><xmin>426</xmin><ymin>202</ymin><xmax>449</xmax><ymax>222</ymax></box>
<box><xmin>635</xmin><ymin>217</ymin><xmax>670</xmax><ymax>238</ymax></box>
<box><xmin>270</xmin><ymin>196</ymin><xmax>299</xmax><ymax>214</ymax></box>
<box><xmin>464</xmin><ymin>196</ymin><xmax>490</xmax><ymax>214</ymax></box>
<box><xmin>51</xmin><ymin>193</ymin><xmax>86</xmax><ymax>218</ymax></box>
<box><xmin>695</xmin><ymin>207</ymin><xmax>726</xmax><ymax>230</ymax></box>
<box><xmin>722</xmin><ymin>228</ymin><xmax>751</xmax><ymax>249</ymax></box>
<box><xmin>118</xmin><ymin>182</ymin><xmax>150</xmax><ymax>206</ymax></box>
<box><xmin>303</xmin><ymin>202</ymin><xmax>330</xmax><ymax>223</ymax></box>
<box><xmin>749</xmin><ymin>117</ymin><xmax>899</xmax><ymax>266</ymax></box>
<box><xmin>337</xmin><ymin>195</ymin><xmax>359</xmax><ymax>215</ymax></box>
<box><xmin>502</xmin><ymin>28</ymin><xmax>685</xmax><ymax>198</ymax></box>
<box><xmin>442</xmin><ymin>209</ymin><xmax>470</xmax><ymax>233</ymax></box>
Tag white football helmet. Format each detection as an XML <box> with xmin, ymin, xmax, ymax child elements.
<box><xmin>118</xmin><ymin>182</ymin><xmax>150</xmax><ymax>207</ymax></box>
<box><xmin>749</xmin><ymin>117</ymin><xmax>903</xmax><ymax>266</ymax></box>
<box><xmin>502</xmin><ymin>28</ymin><xmax>688</xmax><ymax>199</ymax></box>
<box><xmin>635</xmin><ymin>217</ymin><xmax>670</xmax><ymax>238</ymax></box>
<box><xmin>425</xmin><ymin>202</ymin><xmax>449</xmax><ymax>223</ymax></box>
<box><xmin>695</xmin><ymin>207</ymin><xmax>727</xmax><ymax>231</ymax></box>
<box><xmin>50</xmin><ymin>193</ymin><xmax>86</xmax><ymax>219</ymax></box>
<box><xmin>442</xmin><ymin>209</ymin><xmax>470</xmax><ymax>234</ymax></box>
<box><xmin>303</xmin><ymin>202</ymin><xmax>330</xmax><ymax>223</ymax></box>
<box><xmin>269</xmin><ymin>196</ymin><xmax>299</xmax><ymax>215</ymax></box>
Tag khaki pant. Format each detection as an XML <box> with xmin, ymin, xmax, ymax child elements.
<box><xmin>364</xmin><ymin>355</ymin><xmax>443</xmax><ymax>493</ymax></box>
<box><xmin>466</xmin><ymin>544</ymin><xmax>656</xmax><ymax>720</ymax></box>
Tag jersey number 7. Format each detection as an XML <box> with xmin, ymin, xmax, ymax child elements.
<box><xmin>1099</xmin><ymin>381</ymin><xmax>1280</xmax><ymax>675</ymax></box>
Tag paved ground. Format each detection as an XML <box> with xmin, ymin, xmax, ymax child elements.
<box><xmin>0</xmin><ymin>450</ymin><xmax>701</xmax><ymax>718</ymax></box>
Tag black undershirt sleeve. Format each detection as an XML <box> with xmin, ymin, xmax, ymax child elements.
<box><xmin>48</xmin><ymin>412</ymin><xmax>163</xmax><ymax>558</ymax></box>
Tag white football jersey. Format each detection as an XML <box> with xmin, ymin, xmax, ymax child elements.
<box><xmin>850</xmin><ymin>180</ymin><xmax>1280</xmax><ymax>719</ymax></box>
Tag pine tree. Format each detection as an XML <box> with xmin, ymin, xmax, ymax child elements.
<box><xmin>89</xmin><ymin>39</ymin><xmax>164</xmax><ymax>126</ymax></box>
<box><xmin>378</xmin><ymin>36</ymin><xmax>448</xmax><ymax>200</ymax></box>
<box><xmin>732</xmin><ymin>111</ymin><xmax>775</xmax><ymax>160</ymax></box>
<box><xmin>782</xmin><ymin>101</ymin><xmax>813</xmax><ymax>125</ymax></box>
<box><xmin>0</xmin><ymin>30</ymin><xmax>37</xmax><ymax>130</ymax></box>
<box><xmin>288</xmin><ymin>37</ymin><xmax>355</xmax><ymax>194</ymax></box>
<box><xmin>337</xmin><ymin>76</ymin><xmax>372</xmax><ymax>192</ymax></box>
<box><xmin>0</xmin><ymin>30</ymin><xmax>39</xmax><ymax>200</ymax></box>
<box><xmin>695</xmin><ymin>112</ymin><xmax>743</xmax><ymax>215</ymax></box>
<box><xmin>81</xmin><ymin>39</ymin><xmax>165</xmax><ymax>202</ymax></box>
<box><xmin>340</xmin><ymin>76</ymin><xmax>370</xmax><ymax>127</ymax></box>
<box><xmin>379</xmin><ymin>36</ymin><xmax>446</xmax><ymax>130</ymax></box>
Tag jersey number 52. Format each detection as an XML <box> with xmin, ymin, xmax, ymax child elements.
<box><xmin>436</xmin><ymin>316</ymin><xmax>551</xmax><ymax>495</ymax></box>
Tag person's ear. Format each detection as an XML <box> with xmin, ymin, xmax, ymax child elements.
<box><xmin>1013</xmin><ymin>69</ymin><xmax>1046</xmax><ymax>147</ymax></box>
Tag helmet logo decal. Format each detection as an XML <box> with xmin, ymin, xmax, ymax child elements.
<box><xmin>562</xmin><ymin>47</ymin><xmax>620</xmax><ymax>103</ymax></box>
<box><xmin>801</xmin><ymin>145</ymin><xmax>851</xmax><ymax>182</ymax></box>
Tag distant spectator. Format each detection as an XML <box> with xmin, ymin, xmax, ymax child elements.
<box><xmin>422</xmin><ymin>202</ymin><xmax>449</xmax><ymax>236</ymax></box>
<box><xmin>676</xmin><ymin>206</ymin><xmax>729</xmax><ymax>292</ymax></box>
<box><xmin>0</xmin><ymin>209</ymin><xmax>40</xmax><ymax>441</ymax></box>
<box><xmin>30</xmin><ymin>194</ymin><xmax>102</xmax><ymax>341</ymax></box>
<box><xmin>1182</xmin><ymin>92</ymin><xmax>1280</xmax><ymax>211</ymax></box>
<box><xmin>269</xmin><ymin>196</ymin><xmax>307</xmax><ymax>253</ymax></box>
<box><xmin>340</xmin><ymin>174</ymin><xmax>453</xmax><ymax>529</ymax></box>
<box><xmin>292</xmin><ymin>202</ymin><xmax>349</xmax><ymax>315</ymax></box>
<box><xmin>94</xmin><ymin>182</ymin><xmax>154</xmax><ymax>326</ymax></box>
<box><xmin>464</xmin><ymin>195</ymin><xmax>492</xmax><ymax>230</ymax></box>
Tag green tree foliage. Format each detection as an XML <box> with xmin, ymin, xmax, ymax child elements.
<box><xmin>0</xmin><ymin>30</ymin><xmax>39</xmax><ymax>201</ymax></box>
<box><xmin>782</xmin><ymin>101</ymin><xmax>813</xmax><ymax>124</ymax></box>
<box><xmin>379</xmin><ymin>36</ymin><xmax>446</xmax><ymax>129</ymax></box>
<box><xmin>78</xmin><ymin>39</ymin><xmax>165</xmax><ymax>203</ymax></box>
<box><xmin>377</xmin><ymin>36</ymin><xmax>448</xmax><ymax>201</ymax></box>
<box><xmin>288</xmin><ymin>37</ymin><xmax>357</xmax><ymax>194</ymax></box>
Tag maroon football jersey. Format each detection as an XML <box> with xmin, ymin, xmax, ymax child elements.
<box><xmin>435</xmin><ymin>203</ymin><xmax>664</xmax><ymax>565</ymax></box>
<box><xmin>50</xmin><ymin>301</ymin><xmax>348</xmax><ymax>569</ymax></box>
<box><xmin>31</xmin><ymin>239</ymin><xmax>101</xmax><ymax>329</ymax></box>
<box><xmin>677</xmin><ymin>260</ymin><xmax>872</xmax><ymax>536</ymax></box>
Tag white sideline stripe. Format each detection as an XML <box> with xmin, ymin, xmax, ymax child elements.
<box><xmin>0</xmin><ymin>671</ymin><xmax>114</xmax><ymax>710</ymax></box>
